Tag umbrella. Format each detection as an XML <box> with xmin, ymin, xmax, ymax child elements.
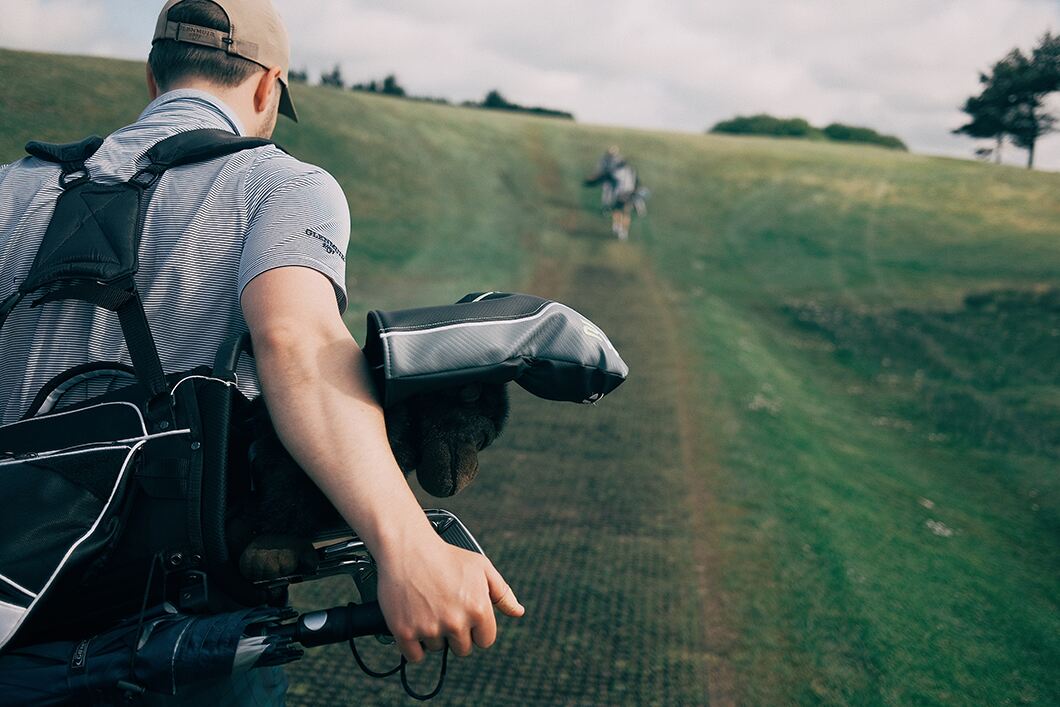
<box><xmin>0</xmin><ymin>603</ymin><xmax>295</xmax><ymax>706</ymax></box>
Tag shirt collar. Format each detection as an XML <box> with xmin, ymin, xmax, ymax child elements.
<box><xmin>138</xmin><ymin>88</ymin><xmax>246</xmax><ymax>136</ymax></box>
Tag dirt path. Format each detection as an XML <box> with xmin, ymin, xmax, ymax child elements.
<box><xmin>522</xmin><ymin>124</ymin><xmax>734</xmax><ymax>703</ymax></box>
<box><xmin>636</xmin><ymin>262</ymin><xmax>737</xmax><ymax>707</ymax></box>
<box><xmin>286</xmin><ymin>126</ymin><xmax>731</xmax><ymax>705</ymax></box>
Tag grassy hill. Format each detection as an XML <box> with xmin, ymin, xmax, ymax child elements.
<box><xmin>2</xmin><ymin>48</ymin><xmax>1058</xmax><ymax>705</ymax></box>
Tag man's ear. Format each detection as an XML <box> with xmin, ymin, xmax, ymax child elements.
<box><xmin>254</xmin><ymin>67</ymin><xmax>283</xmax><ymax>114</ymax></box>
<box><xmin>146</xmin><ymin>65</ymin><xmax>159</xmax><ymax>100</ymax></box>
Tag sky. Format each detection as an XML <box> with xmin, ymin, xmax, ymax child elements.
<box><xmin>2</xmin><ymin>0</ymin><xmax>1059</xmax><ymax>170</ymax></box>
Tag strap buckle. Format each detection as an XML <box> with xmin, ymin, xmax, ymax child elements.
<box><xmin>129</xmin><ymin>167</ymin><xmax>162</xmax><ymax>188</ymax></box>
<box><xmin>59</xmin><ymin>167</ymin><xmax>90</xmax><ymax>190</ymax></box>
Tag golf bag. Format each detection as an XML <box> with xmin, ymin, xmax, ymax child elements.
<box><xmin>0</xmin><ymin>129</ymin><xmax>281</xmax><ymax>651</ymax></box>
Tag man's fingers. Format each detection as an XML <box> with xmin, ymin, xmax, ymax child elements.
<box><xmin>486</xmin><ymin>563</ymin><xmax>525</xmax><ymax>618</ymax></box>
<box><xmin>446</xmin><ymin>631</ymin><xmax>474</xmax><ymax>657</ymax></box>
<box><xmin>421</xmin><ymin>636</ymin><xmax>446</xmax><ymax>653</ymax></box>
<box><xmin>471</xmin><ymin>617</ymin><xmax>497</xmax><ymax>650</ymax></box>
<box><xmin>493</xmin><ymin>587</ymin><xmax>524</xmax><ymax>617</ymax></box>
<box><xmin>385</xmin><ymin>556</ymin><xmax>523</xmax><ymax>663</ymax></box>
<box><xmin>397</xmin><ymin>636</ymin><xmax>425</xmax><ymax>664</ymax></box>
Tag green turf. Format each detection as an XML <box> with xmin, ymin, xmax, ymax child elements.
<box><xmin>2</xmin><ymin>48</ymin><xmax>1058</xmax><ymax>705</ymax></box>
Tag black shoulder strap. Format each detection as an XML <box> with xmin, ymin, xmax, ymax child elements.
<box><xmin>130</xmin><ymin>129</ymin><xmax>276</xmax><ymax>187</ymax></box>
<box><xmin>148</xmin><ymin>128</ymin><xmax>274</xmax><ymax>169</ymax></box>
<box><xmin>2</xmin><ymin>129</ymin><xmax>276</xmax><ymax>425</ymax></box>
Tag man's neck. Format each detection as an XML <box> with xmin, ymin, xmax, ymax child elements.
<box><xmin>161</xmin><ymin>79</ymin><xmax>262</xmax><ymax>137</ymax></box>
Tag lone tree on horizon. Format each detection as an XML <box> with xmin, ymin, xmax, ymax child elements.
<box><xmin>955</xmin><ymin>32</ymin><xmax>1059</xmax><ymax>169</ymax></box>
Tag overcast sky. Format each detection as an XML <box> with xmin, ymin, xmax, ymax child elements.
<box><xmin>3</xmin><ymin>0</ymin><xmax>1059</xmax><ymax>170</ymax></box>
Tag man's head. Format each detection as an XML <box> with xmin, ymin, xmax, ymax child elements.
<box><xmin>148</xmin><ymin>0</ymin><xmax>297</xmax><ymax>138</ymax></box>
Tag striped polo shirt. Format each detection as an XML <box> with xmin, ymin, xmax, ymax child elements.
<box><xmin>0</xmin><ymin>89</ymin><xmax>351</xmax><ymax>424</ymax></box>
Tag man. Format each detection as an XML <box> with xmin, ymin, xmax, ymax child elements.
<box><xmin>0</xmin><ymin>0</ymin><xmax>522</xmax><ymax>702</ymax></box>
<box><xmin>583</xmin><ymin>146</ymin><xmax>643</xmax><ymax>240</ymax></box>
<box><xmin>586</xmin><ymin>145</ymin><xmax>622</xmax><ymax>211</ymax></box>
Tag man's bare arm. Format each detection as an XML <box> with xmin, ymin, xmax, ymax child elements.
<box><xmin>241</xmin><ymin>266</ymin><xmax>523</xmax><ymax>662</ymax></box>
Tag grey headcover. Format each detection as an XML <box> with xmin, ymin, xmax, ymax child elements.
<box><xmin>363</xmin><ymin>292</ymin><xmax>628</xmax><ymax>407</ymax></box>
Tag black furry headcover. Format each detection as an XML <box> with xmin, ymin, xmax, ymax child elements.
<box><xmin>387</xmin><ymin>383</ymin><xmax>510</xmax><ymax>496</ymax></box>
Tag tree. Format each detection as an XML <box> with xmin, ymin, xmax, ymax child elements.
<box><xmin>1015</xmin><ymin>32</ymin><xmax>1060</xmax><ymax>167</ymax></box>
<box><xmin>1028</xmin><ymin>31</ymin><xmax>1060</xmax><ymax>92</ymax></box>
<box><xmin>381</xmin><ymin>74</ymin><xmax>406</xmax><ymax>97</ymax></box>
<box><xmin>955</xmin><ymin>33</ymin><xmax>1060</xmax><ymax>169</ymax></box>
<box><xmin>288</xmin><ymin>67</ymin><xmax>308</xmax><ymax>84</ymax></box>
<box><xmin>482</xmin><ymin>89</ymin><xmax>513</xmax><ymax>110</ymax></box>
<box><xmin>351</xmin><ymin>74</ymin><xmax>406</xmax><ymax>97</ymax></box>
<box><xmin>351</xmin><ymin>79</ymin><xmax>380</xmax><ymax>93</ymax></box>
<box><xmin>320</xmin><ymin>64</ymin><xmax>345</xmax><ymax>89</ymax></box>
<box><xmin>953</xmin><ymin>81</ymin><xmax>1010</xmax><ymax>164</ymax></box>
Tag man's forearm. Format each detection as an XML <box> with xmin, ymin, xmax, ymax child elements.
<box><xmin>241</xmin><ymin>267</ymin><xmax>522</xmax><ymax>661</ymax></box>
<box><xmin>250</xmin><ymin>324</ymin><xmax>434</xmax><ymax>556</ymax></box>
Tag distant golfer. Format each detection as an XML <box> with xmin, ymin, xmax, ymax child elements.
<box><xmin>583</xmin><ymin>146</ymin><xmax>648</xmax><ymax>240</ymax></box>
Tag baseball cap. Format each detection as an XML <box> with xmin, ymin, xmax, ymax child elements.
<box><xmin>153</xmin><ymin>0</ymin><xmax>298</xmax><ymax>122</ymax></box>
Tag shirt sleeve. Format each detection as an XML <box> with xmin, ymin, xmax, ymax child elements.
<box><xmin>240</xmin><ymin>158</ymin><xmax>351</xmax><ymax>312</ymax></box>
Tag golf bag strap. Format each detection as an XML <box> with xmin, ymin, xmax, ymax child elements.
<box><xmin>25</xmin><ymin>135</ymin><xmax>104</xmax><ymax>189</ymax></box>
<box><xmin>31</xmin><ymin>280</ymin><xmax>169</xmax><ymax>403</ymax></box>
<box><xmin>25</xmin><ymin>129</ymin><xmax>273</xmax><ymax>186</ymax></box>
<box><xmin>3</xmin><ymin>129</ymin><xmax>278</xmax><ymax>421</ymax></box>
<box><xmin>131</xmin><ymin>129</ymin><xmax>277</xmax><ymax>187</ymax></box>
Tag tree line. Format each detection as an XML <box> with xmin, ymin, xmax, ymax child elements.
<box><xmin>709</xmin><ymin>114</ymin><xmax>907</xmax><ymax>150</ymax></box>
<box><xmin>291</xmin><ymin>66</ymin><xmax>574</xmax><ymax>120</ymax></box>
<box><xmin>954</xmin><ymin>32</ymin><xmax>1058</xmax><ymax>169</ymax></box>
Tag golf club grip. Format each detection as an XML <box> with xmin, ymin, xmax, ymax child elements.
<box><xmin>292</xmin><ymin>602</ymin><xmax>389</xmax><ymax>647</ymax></box>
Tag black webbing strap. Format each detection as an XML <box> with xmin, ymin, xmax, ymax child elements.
<box><xmin>31</xmin><ymin>281</ymin><xmax>170</xmax><ymax>409</ymax></box>
<box><xmin>32</xmin><ymin>281</ymin><xmax>130</xmax><ymax>311</ymax></box>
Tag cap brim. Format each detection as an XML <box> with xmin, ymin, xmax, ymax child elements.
<box><xmin>279</xmin><ymin>81</ymin><xmax>298</xmax><ymax>123</ymax></box>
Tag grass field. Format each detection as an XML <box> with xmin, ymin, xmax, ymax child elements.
<box><xmin>2</xmin><ymin>48</ymin><xmax>1058</xmax><ymax>705</ymax></box>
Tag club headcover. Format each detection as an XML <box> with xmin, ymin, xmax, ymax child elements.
<box><xmin>364</xmin><ymin>292</ymin><xmax>628</xmax><ymax>407</ymax></box>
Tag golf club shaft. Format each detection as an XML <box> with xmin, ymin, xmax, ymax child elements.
<box><xmin>269</xmin><ymin>602</ymin><xmax>388</xmax><ymax>647</ymax></box>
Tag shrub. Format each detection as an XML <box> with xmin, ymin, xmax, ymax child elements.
<box><xmin>709</xmin><ymin>114</ymin><xmax>907</xmax><ymax>150</ymax></box>
<box><xmin>822</xmin><ymin>123</ymin><xmax>907</xmax><ymax>150</ymax></box>
<box><xmin>710</xmin><ymin>114</ymin><xmax>824</xmax><ymax>139</ymax></box>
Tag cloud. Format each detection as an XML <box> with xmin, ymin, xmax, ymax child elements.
<box><xmin>2</xmin><ymin>0</ymin><xmax>1058</xmax><ymax>168</ymax></box>
<box><xmin>0</xmin><ymin>0</ymin><xmax>109</xmax><ymax>55</ymax></box>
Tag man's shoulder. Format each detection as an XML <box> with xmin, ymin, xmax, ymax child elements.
<box><xmin>0</xmin><ymin>153</ymin><xmax>61</xmax><ymax>180</ymax></box>
<box><xmin>244</xmin><ymin>145</ymin><xmax>336</xmax><ymax>186</ymax></box>
<box><xmin>0</xmin><ymin>155</ymin><xmax>60</xmax><ymax>206</ymax></box>
<box><xmin>242</xmin><ymin>145</ymin><xmax>347</xmax><ymax>210</ymax></box>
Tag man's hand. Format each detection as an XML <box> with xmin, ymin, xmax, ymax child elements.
<box><xmin>376</xmin><ymin>529</ymin><xmax>524</xmax><ymax>662</ymax></box>
<box><xmin>241</xmin><ymin>266</ymin><xmax>523</xmax><ymax>662</ymax></box>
